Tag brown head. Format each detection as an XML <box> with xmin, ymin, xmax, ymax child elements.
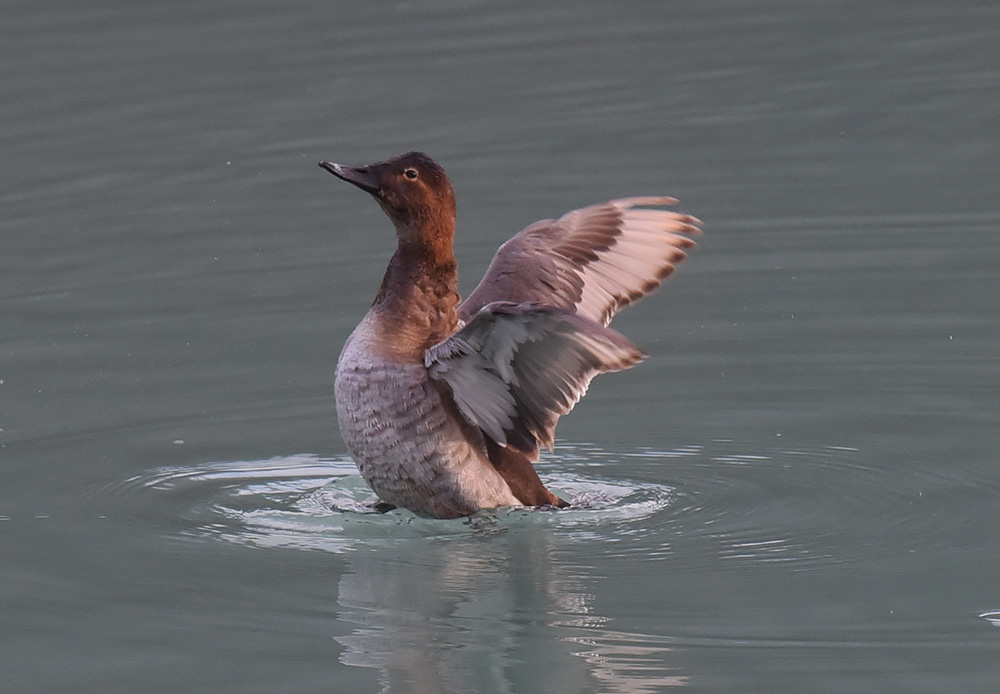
<box><xmin>320</xmin><ymin>152</ymin><xmax>456</xmax><ymax>259</ymax></box>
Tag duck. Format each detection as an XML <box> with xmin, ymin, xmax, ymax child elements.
<box><xmin>319</xmin><ymin>152</ymin><xmax>701</xmax><ymax>519</ymax></box>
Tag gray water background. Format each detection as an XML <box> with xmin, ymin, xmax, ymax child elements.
<box><xmin>3</xmin><ymin>1</ymin><xmax>1000</xmax><ymax>692</ymax></box>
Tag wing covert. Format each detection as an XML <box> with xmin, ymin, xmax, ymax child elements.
<box><xmin>426</xmin><ymin>302</ymin><xmax>643</xmax><ymax>456</ymax></box>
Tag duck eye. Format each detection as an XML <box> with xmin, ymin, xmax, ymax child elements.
<box><xmin>403</xmin><ymin>168</ymin><xmax>418</xmax><ymax>180</ymax></box>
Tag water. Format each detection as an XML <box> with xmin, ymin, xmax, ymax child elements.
<box><xmin>4</xmin><ymin>1</ymin><xmax>1000</xmax><ymax>692</ymax></box>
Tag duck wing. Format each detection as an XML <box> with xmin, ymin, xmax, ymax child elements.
<box><xmin>425</xmin><ymin>301</ymin><xmax>643</xmax><ymax>457</ymax></box>
<box><xmin>459</xmin><ymin>197</ymin><xmax>702</xmax><ymax>326</ymax></box>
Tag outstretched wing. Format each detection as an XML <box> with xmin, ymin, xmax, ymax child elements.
<box><xmin>425</xmin><ymin>302</ymin><xmax>643</xmax><ymax>456</ymax></box>
<box><xmin>459</xmin><ymin>197</ymin><xmax>702</xmax><ymax>326</ymax></box>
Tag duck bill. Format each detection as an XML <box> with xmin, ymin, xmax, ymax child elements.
<box><xmin>319</xmin><ymin>161</ymin><xmax>380</xmax><ymax>195</ymax></box>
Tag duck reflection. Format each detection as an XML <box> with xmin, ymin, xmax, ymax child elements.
<box><xmin>334</xmin><ymin>516</ymin><xmax>686</xmax><ymax>692</ymax></box>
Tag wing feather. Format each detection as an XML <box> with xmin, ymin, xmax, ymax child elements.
<box><xmin>426</xmin><ymin>302</ymin><xmax>644</xmax><ymax>455</ymax></box>
<box><xmin>460</xmin><ymin>197</ymin><xmax>701</xmax><ymax>326</ymax></box>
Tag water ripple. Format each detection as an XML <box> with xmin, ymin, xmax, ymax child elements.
<box><xmin>104</xmin><ymin>447</ymin><xmax>680</xmax><ymax>553</ymax></box>
<box><xmin>101</xmin><ymin>440</ymin><xmax>1000</xmax><ymax>572</ymax></box>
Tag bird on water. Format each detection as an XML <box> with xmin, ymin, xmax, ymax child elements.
<box><xmin>319</xmin><ymin>152</ymin><xmax>701</xmax><ymax>519</ymax></box>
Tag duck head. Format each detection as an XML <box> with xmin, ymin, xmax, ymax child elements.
<box><xmin>320</xmin><ymin>152</ymin><xmax>456</xmax><ymax>253</ymax></box>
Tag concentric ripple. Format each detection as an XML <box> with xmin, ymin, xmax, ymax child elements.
<box><xmin>105</xmin><ymin>446</ymin><xmax>682</xmax><ymax>553</ymax></box>
<box><xmin>102</xmin><ymin>440</ymin><xmax>1000</xmax><ymax>574</ymax></box>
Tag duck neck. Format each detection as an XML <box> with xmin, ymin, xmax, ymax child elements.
<box><xmin>370</xmin><ymin>243</ymin><xmax>460</xmax><ymax>359</ymax></box>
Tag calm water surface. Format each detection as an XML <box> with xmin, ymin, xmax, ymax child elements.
<box><xmin>4</xmin><ymin>1</ymin><xmax>1000</xmax><ymax>692</ymax></box>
